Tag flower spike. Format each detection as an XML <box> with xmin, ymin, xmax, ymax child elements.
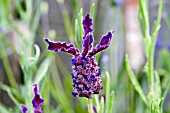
<box><xmin>44</xmin><ymin>12</ymin><xmax>114</xmax><ymax>99</ymax></box>
<box><xmin>32</xmin><ymin>84</ymin><xmax>44</xmax><ymax>113</ymax></box>
<box><xmin>81</xmin><ymin>33</ymin><xmax>94</xmax><ymax>56</ymax></box>
<box><xmin>44</xmin><ymin>38</ymin><xmax>80</xmax><ymax>56</ymax></box>
<box><xmin>82</xmin><ymin>13</ymin><xmax>93</xmax><ymax>37</ymax></box>
<box><xmin>88</xmin><ymin>31</ymin><xmax>114</xmax><ymax>57</ymax></box>
<box><xmin>20</xmin><ymin>84</ymin><xmax>44</xmax><ymax>113</ymax></box>
<box><xmin>20</xmin><ymin>104</ymin><xmax>28</xmax><ymax>113</ymax></box>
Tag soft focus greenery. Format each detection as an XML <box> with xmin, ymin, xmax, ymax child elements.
<box><xmin>0</xmin><ymin>0</ymin><xmax>170</xmax><ymax>113</ymax></box>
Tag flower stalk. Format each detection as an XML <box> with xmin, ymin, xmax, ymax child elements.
<box><xmin>88</xmin><ymin>98</ymin><xmax>93</xmax><ymax>113</ymax></box>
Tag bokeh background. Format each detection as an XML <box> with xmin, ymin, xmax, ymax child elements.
<box><xmin>0</xmin><ymin>0</ymin><xmax>170</xmax><ymax>113</ymax></box>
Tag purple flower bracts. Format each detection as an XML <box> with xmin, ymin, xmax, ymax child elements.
<box><xmin>82</xmin><ymin>13</ymin><xmax>93</xmax><ymax>36</ymax></box>
<box><xmin>20</xmin><ymin>84</ymin><xmax>44</xmax><ymax>113</ymax></box>
<box><xmin>20</xmin><ymin>104</ymin><xmax>28</xmax><ymax>113</ymax></box>
<box><xmin>44</xmin><ymin>38</ymin><xmax>80</xmax><ymax>56</ymax></box>
<box><xmin>44</xmin><ymin>12</ymin><xmax>114</xmax><ymax>98</ymax></box>
<box><xmin>32</xmin><ymin>84</ymin><xmax>44</xmax><ymax>113</ymax></box>
<box><xmin>81</xmin><ymin>33</ymin><xmax>94</xmax><ymax>56</ymax></box>
<box><xmin>88</xmin><ymin>31</ymin><xmax>113</xmax><ymax>57</ymax></box>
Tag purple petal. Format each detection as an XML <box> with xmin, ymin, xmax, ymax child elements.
<box><xmin>32</xmin><ymin>84</ymin><xmax>44</xmax><ymax>113</ymax></box>
<box><xmin>93</xmin><ymin>105</ymin><xmax>97</xmax><ymax>113</ymax></box>
<box><xmin>20</xmin><ymin>104</ymin><xmax>28</xmax><ymax>113</ymax></box>
<box><xmin>90</xmin><ymin>74</ymin><xmax>95</xmax><ymax>80</ymax></box>
<box><xmin>72</xmin><ymin>92</ymin><xmax>78</xmax><ymax>97</ymax></box>
<box><xmin>82</xmin><ymin>13</ymin><xmax>93</xmax><ymax>37</ymax></box>
<box><xmin>81</xmin><ymin>33</ymin><xmax>94</xmax><ymax>56</ymax></box>
<box><xmin>88</xmin><ymin>31</ymin><xmax>114</xmax><ymax>57</ymax></box>
<box><xmin>44</xmin><ymin>38</ymin><xmax>80</xmax><ymax>56</ymax></box>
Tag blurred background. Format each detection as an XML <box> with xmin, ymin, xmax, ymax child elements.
<box><xmin>0</xmin><ymin>0</ymin><xmax>170</xmax><ymax>113</ymax></box>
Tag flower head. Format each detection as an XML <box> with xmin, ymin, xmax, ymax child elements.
<box><xmin>20</xmin><ymin>84</ymin><xmax>44</xmax><ymax>113</ymax></box>
<box><xmin>45</xmin><ymin>12</ymin><xmax>114</xmax><ymax>98</ymax></box>
<box><xmin>32</xmin><ymin>84</ymin><xmax>44</xmax><ymax>113</ymax></box>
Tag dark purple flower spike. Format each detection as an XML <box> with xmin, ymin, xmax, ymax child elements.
<box><xmin>32</xmin><ymin>84</ymin><xmax>44</xmax><ymax>113</ymax></box>
<box><xmin>82</xmin><ymin>13</ymin><xmax>93</xmax><ymax>36</ymax></box>
<box><xmin>20</xmin><ymin>84</ymin><xmax>44</xmax><ymax>113</ymax></box>
<box><xmin>88</xmin><ymin>31</ymin><xmax>114</xmax><ymax>57</ymax></box>
<box><xmin>44</xmin><ymin>38</ymin><xmax>80</xmax><ymax>56</ymax></box>
<box><xmin>20</xmin><ymin>104</ymin><xmax>28</xmax><ymax>113</ymax></box>
<box><xmin>44</xmin><ymin>12</ymin><xmax>114</xmax><ymax>99</ymax></box>
<box><xmin>81</xmin><ymin>33</ymin><xmax>94</xmax><ymax>56</ymax></box>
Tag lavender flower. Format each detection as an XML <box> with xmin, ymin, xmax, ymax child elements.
<box><xmin>20</xmin><ymin>84</ymin><xmax>44</xmax><ymax>113</ymax></box>
<box><xmin>20</xmin><ymin>104</ymin><xmax>28</xmax><ymax>113</ymax></box>
<box><xmin>32</xmin><ymin>84</ymin><xmax>44</xmax><ymax>113</ymax></box>
<box><xmin>45</xmin><ymin>12</ymin><xmax>114</xmax><ymax>98</ymax></box>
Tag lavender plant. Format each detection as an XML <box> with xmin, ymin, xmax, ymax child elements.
<box><xmin>1</xmin><ymin>0</ymin><xmax>170</xmax><ymax>113</ymax></box>
<box><xmin>44</xmin><ymin>12</ymin><xmax>114</xmax><ymax>113</ymax></box>
<box><xmin>125</xmin><ymin>0</ymin><xmax>164</xmax><ymax>112</ymax></box>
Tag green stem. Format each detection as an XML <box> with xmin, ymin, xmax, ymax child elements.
<box><xmin>0</xmin><ymin>38</ymin><xmax>17</xmax><ymax>88</ymax></box>
<box><xmin>148</xmin><ymin>46</ymin><xmax>154</xmax><ymax>93</ymax></box>
<box><xmin>125</xmin><ymin>55</ymin><xmax>149</xmax><ymax>108</ymax></box>
<box><xmin>163</xmin><ymin>77</ymin><xmax>170</xmax><ymax>98</ymax></box>
<box><xmin>88</xmin><ymin>98</ymin><xmax>93</xmax><ymax>113</ymax></box>
<box><xmin>148</xmin><ymin>0</ymin><xmax>163</xmax><ymax>94</ymax></box>
<box><xmin>129</xmin><ymin>81</ymin><xmax>135</xmax><ymax>113</ymax></box>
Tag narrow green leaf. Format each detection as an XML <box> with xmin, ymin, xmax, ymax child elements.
<box><xmin>31</xmin><ymin>0</ymin><xmax>41</xmax><ymax>33</ymax></box>
<box><xmin>125</xmin><ymin>54</ymin><xmax>149</xmax><ymax>107</ymax></box>
<box><xmin>55</xmin><ymin>0</ymin><xmax>73</xmax><ymax>39</ymax></box>
<box><xmin>99</xmin><ymin>97</ymin><xmax>104</xmax><ymax>113</ymax></box>
<box><xmin>7</xmin><ymin>89</ymin><xmax>20</xmax><ymax>109</ymax></box>
<box><xmin>154</xmin><ymin>71</ymin><xmax>161</xmax><ymax>97</ymax></box>
<box><xmin>138</xmin><ymin>0</ymin><xmax>149</xmax><ymax>29</ymax></box>
<box><xmin>162</xmin><ymin>77</ymin><xmax>170</xmax><ymax>98</ymax></box>
<box><xmin>151</xmin><ymin>98</ymin><xmax>164</xmax><ymax>113</ymax></box>
<box><xmin>94</xmin><ymin>95</ymin><xmax>100</xmax><ymax>112</ymax></box>
<box><xmin>90</xmin><ymin>3</ymin><xmax>95</xmax><ymax>19</ymax></box>
<box><xmin>0</xmin><ymin>82</ymin><xmax>22</xmax><ymax>101</ymax></box>
<box><xmin>105</xmin><ymin>71</ymin><xmax>110</xmax><ymax>113</ymax></box>
<box><xmin>34</xmin><ymin>44</ymin><xmax>41</xmax><ymax>61</ymax></box>
<box><xmin>157</xmin><ymin>0</ymin><xmax>163</xmax><ymax>25</ymax></box>
<box><xmin>75</xmin><ymin>19</ymin><xmax>81</xmax><ymax>50</ymax></box>
<box><xmin>0</xmin><ymin>102</ymin><xmax>9</xmax><ymax>113</ymax></box>
<box><xmin>51</xmin><ymin>107</ymin><xmax>62</xmax><ymax>113</ymax></box>
<box><xmin>108</xmin><ymin>91</ymin><xmax>114</xmax><ymax>113</ymax></box>
<box><xmin>0</xmin><ymin>40</ymin><xmax>17</xmax><ymax>88</ymax></box>
<box><xmin>50</xmin><ymin>82</ymin><xmax>74</xmax><ymax>113</ymax></box>
<box><xmin>34</xmin><ymin>57</ymin><xmax>50</xmax><ymax>84</ymax></box>
<box><xmin>41</xmin><ymin>77</ymin><xmax>50</xmax><ymax>113</ymax></box>
<box><xmin>96</xmin><ymin>52</ymin><xmax>101</xmax><ymax>61</ymax></box>
<box><xmin>79</xmin><ymin>8</ymin><xmax>84</xmax><ymax>44</ymax></box>
<box><xmin>12</xmin><ymin>0</ymin><xmax>25</xmax><ymax>21</ymax></box>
